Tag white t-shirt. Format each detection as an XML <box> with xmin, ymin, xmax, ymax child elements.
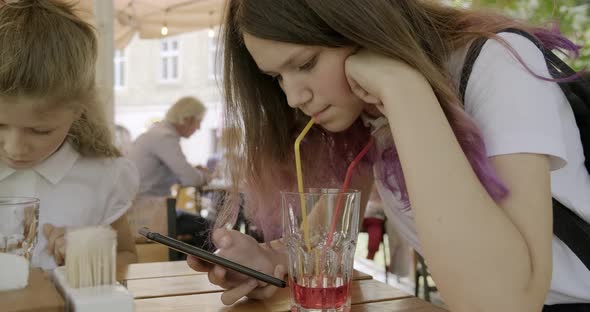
<box><xmin>371</xmin><ymin>32</ymin><xmax>590</xmax><ymax>304</ymax></box>
<box><xmin>0</xmin><ymin>142</ymin><xmax>139</xmax><ymax>270</ymax></box>
<box><xmin>128</xmin><ymin>121</ymin><xmax>207</xmax><ymax>197</ymax></box>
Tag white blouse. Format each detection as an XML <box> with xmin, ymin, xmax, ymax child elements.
<box><xmin>368</xmin><ymin>32</ymin><xmax>590</xmax><ymax>304</ymax></box>
<box><xmin>0</xmin><ymin>142</ymin><xmax>139</xmax><ymax>270</ymax></box>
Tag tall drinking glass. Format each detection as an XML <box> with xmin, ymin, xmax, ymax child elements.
<box><xmin>0</xmin><ymin>197</ymin><xmax>39</xmax><ymax>261</ymax></box>
<box><xmin>282</xmin><ymin>189</ymin><xmax>361</xmax><ymax>312</ymax></box>
<box><xmin>0</xmin><ymin>197</ymin><xmax>39</xmax><ymax>290</ymax></box>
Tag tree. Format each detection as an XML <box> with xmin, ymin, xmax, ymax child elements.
<box><xmin>450</xmin><ymin>0</ymin><xmax>590</xmax><ymax>69</ymax></box>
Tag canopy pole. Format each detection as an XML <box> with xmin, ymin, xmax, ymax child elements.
<box><xmin>94</xmin><ymin>0</ymin><xmax>115</xmax><ymax>126</ymax></box>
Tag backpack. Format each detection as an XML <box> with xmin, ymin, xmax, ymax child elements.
<box><xmin>459</xmin><ymin>28</ymin><xmax>590</xmax><ymax>271</ymax></box>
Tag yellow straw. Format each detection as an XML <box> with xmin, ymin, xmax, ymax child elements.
<box><xmin>299</xmin><ymin>252</ymin><xmax>304</xmax><ymax>280</ymax></box>
<box><xmin>314</xmin><ymin>248</ymin><xmax>320</xmax><ymax>277</ymax></box>
<box><xmin>295</xmin><ymin>118</ymin><xmax>315</xmax><ymax>251</ymax></box>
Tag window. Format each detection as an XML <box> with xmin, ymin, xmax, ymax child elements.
<box><xmin>114</xmin><ymin>49</ymin><xmax>126</xmax><ymax>89</ymax></box>
<box><xmin>208</xmin><ymin>29</ymin><xmax>223</xmax><ymax>80</ymax></box>
<box><xmin>160</xmin><ymin>38</ymin><xmax>180</xmax><ymax>82</ymax></box>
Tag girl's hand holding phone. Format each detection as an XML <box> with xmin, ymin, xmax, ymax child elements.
<box><xmin>187</xmin><ymin>228</ymin><xmax>287</xmax><ymax>305</ymax></box>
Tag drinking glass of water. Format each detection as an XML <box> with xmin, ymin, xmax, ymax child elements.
<box><xmin>0</xmin><ymin>197</ymin><xmax>40</xmax><ymax>261</ymax></box>
<box><xmin>0</xmin><ymin>197</ymin><xmax>39</xmax><ymax>290</ymax></box>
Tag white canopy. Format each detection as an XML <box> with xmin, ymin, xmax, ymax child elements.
<box><xmin>78</xmin><ymin>0</ymin><xmax>227</xmax><ymax>49</ymax></box>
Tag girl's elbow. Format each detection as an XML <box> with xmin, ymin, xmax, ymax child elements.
<box><xmin>456</xmin><ymin>274</ymin><xmax>551</xmax><ymax>312</ymax></box>
<box><xmin>500</xmin><ymin>276</ymin><xmax>551</xmax><ymax>312</ymax></box>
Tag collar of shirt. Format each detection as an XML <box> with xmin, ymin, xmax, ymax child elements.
<box><xmin>0</xmin><ymin>141</ymin><xmax>79</xmax><ymax>184</ymax></box>
<box><xmin>360</xmin><ymin>113</ymin><xmax>389</xmax><ymax>135</ymax></box>
<box><xmin>160</xmin><ymin>121</ymin><xmax>180</xmax><ymax>138</ymax></box>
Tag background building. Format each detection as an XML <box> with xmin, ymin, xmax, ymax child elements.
<box><xmin>114</xmin><ymin>28</ymin><xmax>223</xmax><ymax>165</ymax></box>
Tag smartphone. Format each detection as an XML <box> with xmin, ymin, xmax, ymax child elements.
<box><xmin>138</xmin><ymin>227</ymin><xmax>286</xmax><ymax>288</ymax></box>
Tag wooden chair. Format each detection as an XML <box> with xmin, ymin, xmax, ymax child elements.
<box><xmin>166</xmin><ymin>197</ymin><xmax>182</xmax><ymax>261</ymax></box>
<box><xmin>414</xmin><ymin>252</ymin><xmax>437</xmax><ymax>302</ymax></box>
<box><xmin>128</xmin><ymin>196</ymin><xmax>181</xmax><ymax>262</ymax></box>
<box><xmin>172</xmin><ymin>185</ymin><xmax>201</xmax><ymax>214</ymax></box>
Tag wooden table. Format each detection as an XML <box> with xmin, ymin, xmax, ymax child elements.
<box><xmin>121</xmin><ymin>261</ymin><xmax>446</xmax><ymax>312</ymax></box>
<box><xmin>0</xmin><ymin>269</ymin><xmax>65</xmax><ymax>312</ymax></box>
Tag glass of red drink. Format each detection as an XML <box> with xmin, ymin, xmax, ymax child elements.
<box><xmin>282</xmin><ymin>189</ymin><xmax>361</xmax><ymax>312</ymax></box>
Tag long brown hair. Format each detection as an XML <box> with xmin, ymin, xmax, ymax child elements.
<box><xmin>0</xmin><ymin>0</ymin><xmax>120</xmax><ymax>157</ymax></box>
<box><xmin>219</xmin><ymin>0</ymin><xmax>580</xmax><ymax>239</ymax></box>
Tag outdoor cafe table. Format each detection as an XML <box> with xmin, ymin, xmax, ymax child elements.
<box><xmin>119</xmin><ymin>260</ymin><xmax>447</xmax><ymax>312</ymax></box>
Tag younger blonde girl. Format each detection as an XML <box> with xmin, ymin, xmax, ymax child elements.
<box><xmin>0</xmin><ymin>0</ymin><xmax>138</xmax><ymax>270</ymax></box>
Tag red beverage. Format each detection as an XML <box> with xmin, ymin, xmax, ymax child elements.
<box><xmin>291</xmin><ymin>279</ymin><xmax>351</xmax><ymax>310</ymax></box>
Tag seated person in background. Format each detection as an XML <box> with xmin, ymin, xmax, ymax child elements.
<box><xmin>0</xmin><ymin>1</ymin><xmax>138</xmax><ymax>271</ymax></box>
<box><xmin>129</xmin><ymin>96</ymin><xmax>213</xmax><ymax>251</ymax></box>
<box><xmin>129</xmin><ymin>96</ymin><xmax>209</xmax><ymax>196</ymax></box>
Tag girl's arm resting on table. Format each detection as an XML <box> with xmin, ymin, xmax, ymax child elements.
<box><xmin>381</xmin><ymin>70</ymin><xmax>552</xmax><ymax>312</ymax></box>
<box><xmin>111</xmin><ymin>213</ymin><xmax>138</xmax><ymax>269</ymax></box>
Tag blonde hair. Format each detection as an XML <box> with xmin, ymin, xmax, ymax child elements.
<box><xmin>165</xmin><ymin>96</ymin><xmax>207</xmax><ymax>124</ymax></box>
<box><xmin>0</xmin><ymin>0</ymin><xmax>120</xmax><ymax>157</ymax></box>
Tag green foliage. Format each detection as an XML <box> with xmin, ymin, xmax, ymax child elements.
<box><xmin>450</xmin><ymin>0</ymin><xmax>590</xmax><ymax>69</ymax></box>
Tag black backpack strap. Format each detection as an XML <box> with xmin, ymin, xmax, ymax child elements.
<box><xmin>459</xmin><ymin>36</ymin><xmax>488</xmax><ymax>104</ymax></box>
<box><xmin>459</xmin><ymin>29</ymin><xmax>590</xmax><ymax>271</ymax></box>
<box><xmin>543</xmin><ymin>302</ymin><xmax>590</xmax><ymax>311</ymax></box>
<box><xmin>553</xmin><ymin>199</ymin><xmax>590</xmax><ymax>270</ymax></box>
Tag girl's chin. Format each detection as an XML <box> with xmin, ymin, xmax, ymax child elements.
<box><xmin>319</xmin><ymin>118</ymin><xmax>357</xmax><ymax>133</ymax></box>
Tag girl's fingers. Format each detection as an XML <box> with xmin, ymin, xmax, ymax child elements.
<box><xmin>54</xmin><ymin>236</ymin><xmax>66</xmax><ymax>265</ymax></box>
<box><xmin>187</xmin><ymin>255</ymin><xmax>213</xmax><ymax>272</ymax></box>
<box><xmin>43</xmin><ymin>224</ymin><xmax>55</xmax><ymax>254</ymax></box>
<box><xmin>55</xmin><ymin>245</ymin><xmax>65</xmax><ymax>265</ymax></box>
<box><xmin>208</xmin><ymin>265</ymin><xmax>228</xmax><ymax>286</ymax></box>
<box><xmin>45</xmin><ymin>225</ymin><xmax>65</xmax><ymax>256</ymax></box>
<box><xmin>220</xmin><ymin>279</ymin><xmax>258</xmax><ymax>305</ymax></box>
<box><xmin>247</xmin><ymin>264</ymin><xmax>287</xmax><ymax>300</ymax></box>
<box><xmin>43</xmin><ymin>224</ymin><xmax>54</xmax><ymax>238</ymax></box>
<box><xmin>202</xmin><ymin>229</ymin><xmax>275</xmax><ymax>294</ymax></box>
<box><xmin>212</xmin><ymin>228</ymin><xmax>233</xmax><ymax>249</ymax></box>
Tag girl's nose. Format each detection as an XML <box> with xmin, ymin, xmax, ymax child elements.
<box><xmin>2</xmin><ymin>129</ymin><xmax>30</xmax><ymax>159</ymax></box>
<box><xmin>281</xmin><ymin>76</ymin><xmax>312</xmax><ymax>109</ymax></box>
